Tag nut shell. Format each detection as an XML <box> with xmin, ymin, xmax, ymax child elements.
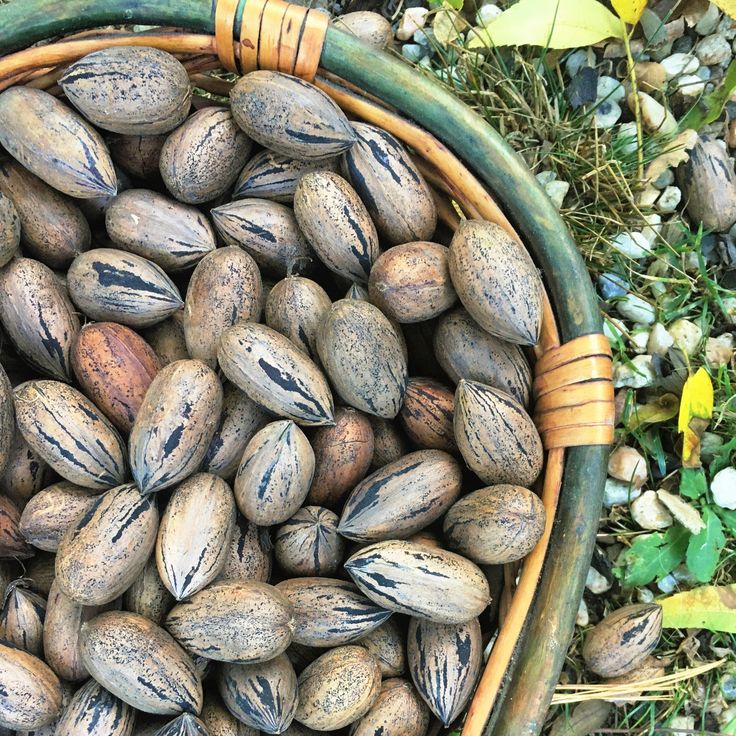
<box><xmin>124</xmin><ymin>556</ymin><xmax>175</xmax><ymax>626</ymax></box>
<box><xmin>110</xmin><ymin>134</ymin><xmax>167</xmax><ymax>180</ymax></box>
<box><xmin>160</xmin><ymin>107</ymin><xmax>252</xmax><ymax>204</ymax></box>
<box><xmin>0</xmin><ymin>581</ymin><xmax>46</xmax><ymax>657</ymax></box>
<box><xmin>398</xmin><ymin>377</ymin><xmax>456</xmax><ymax>452</ymax></box>
<box><xmin>369</xmin><ymin>242</ymin><xmax>456</xmax><ymax>323</ymax></box>
<box><xmin>0</xmin><ymin>494</ymin><xmax>32</xmax><ymax>559</ymax></box>
<box><xmin>454</xmin><ymin>379</ymin><xmax>542</xmax><ymax>487</ymax></box>
<box><xmin>351</xmin><ymin>678</ymin><xmax>429</xmax><ymax>736</ymax></box>
<box><xmin>54</xmin><ymin>678</ymin><xmax>136</xmax><ymax>736</ymax></box>
<box><xmin>0</xmin><ymin>366</ymin><xmax>12</xmax><ymax>477</ymax></box>
<box><xmin>0</xmin><ymin>433</ymin><xmax>49</xmax><ymax>507</ymax></box>
<box><xmin>275</xmin><ymin>506</ymin><xmax>344</xmax><ymax>577</ymax></box>
<box><xmin>60</xmin><ymin>46</ymin><xmax>191</xmax><ymax>135</ymax></box>
<box><xmin>355</xmin><ymin>617</ymin><xmax>406</xmax><ymax>677</ymax></box>
<box><xmin>0</xmin><ymin>191</ymin><xmax>19</xmax><ymax>268</ymax></box>
<box><xmin>217</xmin><ymin>513</ymin><xmax>272</xmax><ymax>584</ymax></box>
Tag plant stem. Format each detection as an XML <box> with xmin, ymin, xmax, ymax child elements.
<box><xmin>622</xmin><ymin>17</ymin><xmax>644</xmax><ymax>182</ymax></box>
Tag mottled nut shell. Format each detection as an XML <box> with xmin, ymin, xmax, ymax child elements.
<box><xmin>448</xmin><ymin>220</ymin><xmax>543</xmax><ymax>346</ymax></box>
<box><xmin>454</xmin><ymin>379</ymin><xmax>543</xmax><ymax>487</ymax></box>
<box><xmin>24</xmin><ymin>552</ymin><xmax>56</xmax><ymax>598</ymax></box>
<box><xmin>399</xmin><ymin>377</ymin><xmax>456</xmax><ymax>452</ymax></box>
<box><xmin>234</xmin><ymin>420</ymin><xmax>315</xmax><ymax>526</ymax></box>
<box><xmin>160</xmin><ymin>107</ymin><xmax>252</xmax><ymax>204</ymax></box>
<box><xmin>0</xmin><ymin>159</ymin><xmax>90</xmax><ymax>269</ymax></box>
<box><xmin>265</xmin><ymin>276</ymin><xmax>331</xmax><ymax>360</ymax></box>
<box><xmin>444</xmin><ymin>484</ymin><xmax>545</xmax><ymax>564</ymax></box>
<box><xmin>0</xmin><ymin>257</ymin><xmax>80</xmax><ymax>380</ymax></box>
<box><xmin>0</xmin><ymin>191</ymin><xmax>19</xmax><ymax>268</ymax></box>
<box><xmin>124</xmin><ymin>557</ymin><xmax>175</xmax><ymax>626</ymax></box>
<box><xmin>0</xmin><ymin>366</ymin><xmax>12</xmax><ymax>477</ymax></box>
<box><xmin>295</xmin><ymin>645</ymin><xmax>382</xmax><ymax>730</ymax></box>
<box><xmin>355</xmin><ymin>618</ymin><xmax>406</xmax><ymax>678</ymax></box>
<box><xmin>308</xmin><ymin>407</ymin><xmax>373</xmax><ymax>509</ymax></box>
<box><xmin>0</xmin><ymin>495</ymin><xmax>33</xmax><ymax>559</ymax></box>
<box><xmin>71</xmin><ymin>322</ymin><xmax>161</xmax><ymax>433</ymax></box>
<box><xmin>276</xmin><ymin>577</ymin><xmax>391</xmax><ymax>649</ymax></box>
<box><xmin>54</xmin><ymin>678</ymin><xmax>136</xmax><ymax>736</ymax></box>
<box><xmin>582</xmin><ymin>604</ymin><xmax>663</xmax><ymax>678</ymax></box>
<box><xmin>165</xmin><ymin>581</ymin><xmax>294</xmax><ymax>663</ymax></box>
<box><xmin>202</xmin><ymin>383</ymin><xmax>269</xmax><ymax>480</ymax></box>
<box><xmin>218</xmin><ymin>654</ymin><xmax>298</xmax><ymax>733</ymax></box>
<box><xmin>67</xmin><ymin>249</ymin><xmax>184</xmax><ymax>328</ymax></box>
<box><xmin>55</xmin><ymin>483</ymin><xmax>158</xmax><ymax>606</ymax></box>
<box><xmin>211</xmin><ymin>199</ymin><xmax>314</xmax><ymax>277</ymax></box>
<box><xmin>19</xmin><ymin>481</ymin><xmax>98</xmax><ymax>553</ymax></box>
<box><xmin>434</xmin><ymin>307</ymin><xmax>532</xmax><ymax>406</ymax></box>
<box><xmin>0</xmin><ymin>640</ymin><xmax>63</xmax><ymax>730</ymax></box>
<box><xmin>343</xmin><ymin>122</ymin><xmax>436</xmax><ymax>245</ymax></box>
<box><xmin>317</xmin><ymin>299</ymin><xmax>408</xmax><ymax>419</ymax></box>
<box><xmin>293</xmin><ymin>171</ymin><xmax>379</xmax><ymax>282</ymax></box>
<box><xmin>183</xmin><ymin>247</ymin><xmax>262</xmax><ymax>368</ymax></box>
<box><xmin>234</xmin><ymin>150</ymin><xmax>338</xmax><ymax>203</ymax></box>
<box><xmin>369</xmin><ymin>416</ymin><xmax>408</xmax><ymax>469</ymax></box>
<box><xmin>15</xmin><ymin>380</ymin><xmax>127</xmax><ymax>490</ymax></box>
<box><xmin>352</xmin><ymin>678</ymin><xmax>429</xmax><ymax>736</ymax></box>
<box><xmin>217</xmin><ymin>513</ymin><xmax>272</xmax><ymax>584</ymax></box>
<box><xmin>142</xmin><ymin>311</ymin><xmax>189</xmax><ymax>366</ymax></box>
<box><xmin>0</xmin><ymin>581</ymin><xmax>46</xmax><ymax>656</ymax></box>
<box><xmin>201</xmin><ymin>691</ymin><xmax>259</xmax><ymax>736</ymax></box>
<box><xmin>80</xmin><ymin>611</ymin><xmax>203</xmax><ymax>715</ymax></box>
<box><xmin>275</xmin><ymin>506</ymin><xmax>344</xmax><ymax>577</ymax></box>
<box><xmin>129</xmin><ymin>359</ymin><xmax>223</xmax><ymax>493</ymax></box>
<box><xmin>43</xmin><ymin>579</ymin><xmax>114</xmax><ymax>682</ymax></box>
<box><xmin>407</xmin><ymin>617</ymin><xmax>482</xmax><ymax>726</ymax></box>
<box><xmin>369</xmin><ymin>242</ymin><xmax>456</xmax><ymax>323</ymax></box>
<box><xmin>105</xmin><ymin>189</ymin><xmax>216</xmax><ymax>271</ymax></box>
<box><xmin>110</xmin><ymin>134</ymin><xmax>167</xmax><ymax>180</ymax></box>
<box><xmin>346</xmin><ymin>540</ymin><xmax>491</xmax><ymax>624</ymax></box>
<box><xmin>0</xmin><ymin>433</ymin><xmax>49</xmax><ymax>507</ymax></box>
<box><xmin>60</xmin><ymin>47</ymin><xmax>191</xmax><ymax>135</ymax></box>
<box><xmin>153</xmin><ymin>713</ymin><xmax>209</xmax><ymax>736</ymax></box>
<box><xmin>218</xmin><ymin>322</ymin><xmax>334</xmax><ymax>426</ymax></box>
<box><xmin>339</xmin><ymin>450</ymin><xmax>462</xmax><ymax>542</ymax></box>
<box><xmin>156</xmin><ymin>473</ymin><xmax>236</xmax><ymax>600</ymax></box>
<box><xmin>333</xmin><ymin>11</ymin><xmax>393</xmax><ymax>47</ymax></box>
<box><xmin>229</xmin><ymin>71</ymin><xmax>356</xmax><ymax>161</ymax></box>
<box><xmin>0</xmin><ymin>87</ymin><xmax>116</xmax><ymax>198</ymax></box>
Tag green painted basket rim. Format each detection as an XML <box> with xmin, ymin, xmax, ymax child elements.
<box><xmin>0</xmin><ymin>4</ymin><xmax>610</xmax><ymax>735</ymax></box>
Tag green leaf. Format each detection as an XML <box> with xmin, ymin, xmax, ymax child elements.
<box><xmin>466</xmin><ymin>0</ymin><xmax>624</xmax><ymax>50</ymax></box>
<box><xmin>710</xmin><ymin>436</ymin><xmax>736</xmax><ymax>475</ymax></box>
<box><xmin>661</xmin><ymin>583</ymin><xmax>736</xmax><ymax>632</ymax></box>
<box><xmin>680</xmin><ymin>467</ymin><xmax>708</xmax><ymax>500</ymax></box>
<box><xmin>444</xmin><ymin>0</ymin><xmax>464</xmax><ymax>11</ymax></box>
<box><xmin>686</xmin><ymin>508</ymin><xmax>725</xmax><ymax>583</ymax></box>
<box><xmin>715</xmin><ymin>506</ymin><xmax>736</xmax><ymax>534</ymax></box>
<box><xmin>614</xmin><ymin>525</ymin><xmax>689</xmax><ymax>587</ymax></box>
<box><xmin>679</xmin><ymin>58</ymin><xmax>736</xmax><ymax>131</ymax></box>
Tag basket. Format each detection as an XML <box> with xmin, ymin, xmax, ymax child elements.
<box><xmin>0</xmin><ymin>2</ymin><xmax>615</xmax><ymax>734</ymax></box>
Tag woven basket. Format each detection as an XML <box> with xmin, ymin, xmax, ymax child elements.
<box><xmin>0</xmin><ymin>2</ymin><xmax>615</xmax><ymax>734</ymax></box>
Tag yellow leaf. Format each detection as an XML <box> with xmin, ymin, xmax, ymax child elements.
<box><xmin>661</xmin><ymin>584</ymin><xmax>736</xmax><ymax>632</ymax></box>
<box><xmin>626</xmin><ymin>393</ymin><xmax>679</xmax><ymax>430</ymax></box>
<box><xmin>712</xmin><ymin>0</ymin><xmax>736</xmax><ymax>21</ymax></box>
<box><xmin>466</xmin><ymin>0</ymin><xmax>624</xmax><ymax>50</ymax></box>
<box><xmin>612</xmin><ymin>0</ymin><xmax>647</xmax><ymax>25</ymax></box>
<box><xmin>679</xmin><ymin>367</ymin><xmax>714</xmax><ymax>467</ymax></box>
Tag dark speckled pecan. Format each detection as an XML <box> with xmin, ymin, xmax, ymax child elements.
<box><xmin>60</xmin><ymin>46</ymin><xmax>191</xmax><ymax>136</ymax></box>
<box><xmin>0</xmin><ymin>190</ymin><xmax>19</xmax><ymax>268</ymax></box>
<box><xmin>54</xmin><ymin>678</ymin><xmax>136</xmax><ymax>736</ymax></box>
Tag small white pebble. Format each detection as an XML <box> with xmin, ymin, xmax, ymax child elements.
<box><xmin>397</xmin><ymin>7</ymin><xmax>428</xmax><ymax>41</ymax></box>
<box><xmin>641</xmin><ymin>213</ymin><xmax>663</xmax><ymax>245</ymax></box>
<box><xmin>613</xmin><ymin>355</ymin><xmax>657</xmax><ymax>388</ymax></box>
<box><xmin>597</xmin><ymin>75</ymin><xmax>625</xmax><ymax>102</ymax></box>
<box><xmin>565</xmin><ymin>48</ymin><xmax>594</xmax><ymax>77</ymax></box>
<box><xmin>647</xmin><ymin>323</ymin><xmax>675</xmax><ymax>356</ymax></box>
<box><xmin>637</xmin><ymin>587</ymin><xmax>655</xmax><ymax>603</ymax></box>
<box><xmin>585</xmin><ymin>566</ymin><xmax>612</xmax><ymax>594</ymax></box>
<box><xmin>722</xmin><ymin>297</ymin><xmax>736</xmax><ymax>325</ymax></box>
<box><xmin>603</xmin><ymin>477</ymin><xmax>642</xmax><ymax>507</ymax></box>
<box><xmin>695</xmin><ymin>3</ymin><xmax>720</xmax><ymax>36</ymax></box>
<box><xmin>475</xmin><ymin>3</ymin><xmax>501</xmax><ymax>27</ymax></box>
<box><xmin>603</xmin><ymin>316</ymin><xmax>626</xmax><ymax>344</ymax></box>
<box><xmin>657</xmin><ymin>573</ymin><xmax>678</xmax><ymax>594</ymax></box>
<box><xmin>629</xmin><ymin>91</ymin><xmax>678</xmax><ymax>135</ymax></box>
<box><xmin>669</xmin><ymin>715</ymin><xmax>696</xmax><ymax>736</ymax></box>
<box><xmin>705</xmin><ymin>333</ymin><xmax>734</xmax><ymax>367</ymax></box>
<box><xmin>711</xmin><ymin>467</ymin><xmax>736</xmax><ymax>510</ymax></box>
<box><xmin>631</xmin><ymin>490</ymin><xmax>674</xmax><ymax>530</ymax></box>
<box><xmin>576</xmin><ymin>598</ymin><xmax>589</xmax><ymax>627</ymax></box>
<box><xmin>630</xmin><ymin>328</ymin><xmax>650</xmax><ymax>354</ymax></box>
<box><xmin>616</xmin><ymin>122</ymin><xmax>640</xmax><ymax>156</ymax></box>
<box><xmin>595</xmin><ymin>100</ymin><xmax>622</xmax><ymax>129</ymax></box>
<box><xmin>696</xmin><ymin>33</ymin><xmax>731</xmax><ymax>65</ymax></box>
<box><xmin>668</xmin><ymin>318</ymin><xmax>702</xmax><ymax>355</ymax></box>
<box><xmin>617</xmin><ymin>294</ymin><xmax>656</xmax><ymax>325</ymax></box>
<box><xmin>611</xmin><ymin>231</ymin><xmax>652</xmax><ymax>259</ymax></box>
<box><xmin>535</xmin><ymin>170</ymin><xmax>556</xmax><ymax>185</ymax></box>
<box><xmin>661</xmin><ymin>52</ymin><xmax>699</xmax><ymax>79</ymax></box>
<box><xmin>677</xmin><ymin>74</ymin><xmax>706</xmax><ymax>98</ymax></box>
<box><xmin>544</xmin><ymin>180</ymin><xmax>570</xmax><ymax>209</ymax></box>
<box><xmin>657</xmin><ymin>489</ymin><xmax>706</xmax><ymax>534</ymax></box>
<box><xmin>657</xmin><ymin>185</ymin><xmax>682</xmax><ymax>213</ymax></box>
<box><xmin>608</xmin><ymin>446</ymin><xmax>648</xmax><ymax>487</ymax></box>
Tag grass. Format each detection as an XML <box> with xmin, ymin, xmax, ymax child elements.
<box><xmin>410</xmin><ymin>11</ymin><xmax>736</xmax><ymax>734</ymax></box>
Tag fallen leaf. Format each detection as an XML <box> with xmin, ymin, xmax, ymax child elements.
<box><xmin>661</xmin><ymin>583</ymin><xmax>736</xmax><ymax>632</ymax></box>
<box><xmin>678</xmin><ymin>367</ymin><xmax>714</xmax><ymax>467</ymax></box>
<box><xmin>679</xmin><ymin>467</ymin><xmax>707</xmax><ymax>500</ymax></box>
<box><xmin>643</xmin><ymin>128</ymin><xmax>698</xmax><ymax>185</ymax></box>
<box><xmin>686</xmin><ymin>508</ymin><xmax>725</xmax><ymax>583</ymax></box>
<box><xmin>612</xmin><ymin>0</ymin><xmax>647</xmax><ymax>25</ymax></box>
<box><xmin>466</xmin><ymin>0</ymin><xmax>624</xmax><ymax>49</ymax></box>
<box><xmin>613</xmin><ymin>526</ymin><xmax>689</xmax><ymax>587</ymax></box>
<box><xmin>712</xmin><ymin>0</ymin><xmax>736</xmax><ymax>21</ymax></box>
<box><xmin>657</xmin><ymin>489</ymin><xmax>705</xmax><ymax>534</ymax></box>
<box><xmin>625</xmin><ymin>393</ymin><xmax>679</xmax><ymax>430</ymax></box>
